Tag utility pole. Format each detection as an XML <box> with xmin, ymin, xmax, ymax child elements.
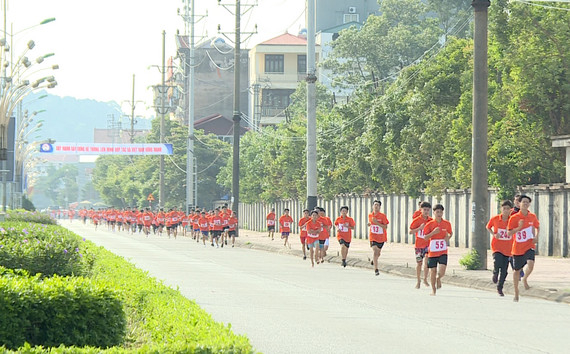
<box><xmin>219</xmin><ymin>0</ymin><xmax>257</xmax><ymax>225</ymax></box>
<box><xmin>160</xmin><ymin>30</ymin><xmax>166</xmax><ymax>209</ymax></box>
<box><xmin>179</xmin><ymin>0</ymin><xmax>198</xmax><ymax>213</ymax></box>
<box><xmin>129</xmin><ymin>74</ymin><xmax>136</xmax><ymax>143</ymax></box>
<box><xmin>471</xmin><ymin>0</ymin><xmax>490</xmax><ymax>269</ymax></box>
<box><xmin>306</xmin><ymin>0</ymin><xmax>317</xmax><ymax>212</ymax></box>
<box><xmin>232</xmin><ymin>0</ymin><xmax>241</xmax><ymax>221</ymax></box>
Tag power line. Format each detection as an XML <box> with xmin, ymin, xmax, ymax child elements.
<box><xmin>515</xmin><ymin>0</ymin><xmax>570</xmax><ymax>10</ymax></box>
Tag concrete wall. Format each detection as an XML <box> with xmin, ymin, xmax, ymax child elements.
<box><xmin>238</xmin><ymin>184</ymin><xmax>570</xmax><ymax>257</ymax></box>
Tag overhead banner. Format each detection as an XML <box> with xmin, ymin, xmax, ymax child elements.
<box><xmin>39</xmin><ymin>143</ymin><xmax>173</xmax><ymax>156</ymax></box>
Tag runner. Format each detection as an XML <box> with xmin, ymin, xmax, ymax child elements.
<box><xmin>334</xmin><ymin>206</ymin><xmax>355</xmax><ymax>268</ymax></box>
<box><xmin>298</xmin><ymin>209</ymin><xmax>311</xmax><ymax>260</ymax></box>
<box><xmin>266</xmin><ymin>208</ymin><xmax>276</xmax><ymax>240</ymax></box>
<box><xmin>318</xmin><ymin>208</ymin><xmax>333</xmax><ymax>262</ymax></box>
<box><xmin>423</xmin><ymin>204</ymin><xmax>453</xmax><ymax>296</ymax></box>
<box><xmin>486</xmin><ymin>200</ymin><xmax>514</xmax><ymax>296</ymax></box>
<box><xmin>368</xmin><ymin>200</ymin><xmax>389</xmax><ymax>276</ymax></box>
<box><xmin>305</xmin><ymin>210</ymin><xmax>322</xmax><ymax>267</ymax></box>
<box><xmin>156</xmin><ymin>209</ymin><xmax>166</xmax><ymax>236</ymax></box>
<box><xmin>512</xmin><ymin>194</ymin><xmax>521</xmax><ymax>214</ymax></box>
<box><xmin>198</xmin><ymin>211</ymin><xmax>210</xmax><ymax>246</ymax></box>
<box><xmin>228</xmin><ymin>211</ymin><xmax>238</xmax><ymax>247</ymax></box>
<box><xmin>507</xmin><ymin>195</ymin><xmax>540</xmax><ymax>302</ymax></box>
<box><xmin>212</xmin><ymin>208</ymin><xmax>223</xmax><ymax>248</ymax></box>
<box><xmin>221</xmin><ymin>206</ymin><xmax>230</xmax><ymax>246</ymax></box>
<box><xmin>409</xmin><ymin>201</ymin><xmax>432</xmax><ymax>288</ymax></box>
<box><xmin>142</xmin><ymin>208</ymin><xmax>153</xmax><ymax>236</ymax></box>
<box><xmin>193</xmin><ymin>209</ymin><xmax>201</xmax><ymax>242</ymax></box>
<box><xmin>412</xmin><ymin>201</ymin><xmax>424</xmax><ymax>219</ymax></box>
<box><xmin>278</xmin><ymin>209</ymin><xmax>294</xmax><ymax>248</ymax></box>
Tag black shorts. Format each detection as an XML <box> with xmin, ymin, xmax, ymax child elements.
<box><xmin>339</xmin><ymin>239</ymin><xmax>350</xmax><ymax>248</ymax></box>
<box><xmin>223</xmin><ymin>226</ymin><xmax>229</xmax><ymax>231</ymax></box>
<box><xmin>370</xmin><ymin>241</ymin><xmax>385</xmax><ymax>249</ymax></box>
<box><xmin>117</xmin><ymin>222</ymin><xmax>123</xmax><ymax>226</ymax></box>
<box><xmin>229</xmin><ymin>230</ymin><xmax>236</xmax><ymax>237</ymax></box>
<box><xmin>212</xmin><ymin>230</ymin><xmax>221</xmax><ymax>238</ymax></box>
<box><xmin>319</xmin><ymin>239</ymin><xmax>326</xmax><ymax>245</ymax></box>
<box><xmin>513</xmin><ymin>249</ymin><xmax>535</xmax><ymax>271</ymax></box>
<box><xmin>428</xmin><ymin>254</ymin><xmax>448</xmax><ymax>268</ymax></box>
<box><xmin>268</xmin><ymin>226</ymin><xmax>275</xmax><ymax>231</ymax></box>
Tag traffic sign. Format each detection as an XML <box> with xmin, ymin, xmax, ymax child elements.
<box><xmin>147</xmin><ymin>194</ymin><xmax>155</xmax><ymax>201</ymax></box>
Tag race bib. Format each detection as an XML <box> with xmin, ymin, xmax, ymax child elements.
<box><xmin>417</xmin><ymin>229</ymin><xmax>425</xmax><ymax>239</ymax></box>
<box><xmin>267</xmin><ymin>220</ymin><xmax>275</xmax><ymax>226</ymax></box>
<box><xmin>214</xmin><ymin>220</ymin><xmax>221</xmax><ymax>225</ymax></box>
<box><xmin>516</xmin><ymin>226</ymin><xmax>534</xmax><ymax>242</ymax></box>
<box><xmin>308</xmin><ymin>232</ymin><xmax>319</xmax><ymax>238</ymax></box>
<box><xmin>497</xmin><ymin>228</ymin><xmax>511</xmax><ymax>240</ymax></box>
<box><xmin>338</xmin><ymin>224</ymin><xmax>349</xmax><ymax>232</ymax></box>
<box><xmin>144</xmin><ymin>216</ymin><xmax>150</xmax><ymax>221</ymax></box>
<box><xmin>429</xmin><ymin>239</ymin><xmax>447</xmax><ymax>252</ymax></box>
<box><xmin>370</xmin><ymin>225</ymin><xmax>384</xmax><ymax>234</ymax></box>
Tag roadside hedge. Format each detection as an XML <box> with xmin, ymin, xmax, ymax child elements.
<box><xmin>0</xmin><ymin>222</ymin><xmax>93</xmax><ymax>277</ymax></box>
<box><xmin>6</xmin><ymin>210</ymin><xmax>57</xmax><ymax>225</ymax></box>
<box><xmin>0</xmin><ymin>269</ymin><xmax>125</xmax><ymax>350</ymax></box>
<box><xmin>0</xmin><ymin>224</ymin><xmax>254</xmax><ymax>353</ymax></box>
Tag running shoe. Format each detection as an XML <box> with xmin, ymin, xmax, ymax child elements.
<box><xmin>303</xmin><ymin>256</ymin><xmax>307</xmax><ymax>260</ymax></box>
<box><xmin>375</xmin><ymin>269</ymin><xmax>379</xmax><ymax>276</ymax></box>
<box><xmin>342</xmin><ymin>260</ymin><xmax>347</xmax><ymax>268</ymax></box>
<box><xmin>492</xmin><ymin>273</ymin><xmax>498</xmax><ymax>284</ymax></box>
<box><xmin>498</xmin><ymin>288</ymin><xmax>504</xmax><ymax>297</ymax></box>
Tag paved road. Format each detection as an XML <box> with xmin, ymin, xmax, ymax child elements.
<box><xmin>62</xmin><ymin>221</ymin><xmax>569</xmax><ymax>354</ymax></box>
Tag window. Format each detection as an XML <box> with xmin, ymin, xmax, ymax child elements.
<box><xmin>262</xmin><ymin>89</ymin><xmax>295</xmax><ymax>116</ymax></box>
<box><xmin>343</xmin><ymin>14</ymin><xmax>359</xmax><ymax>23</ymax></box>
<box><xmin>297</xmin><ymin>55</ymin><xmax>307</xmax><ymax>74</ymax></box>
<box><xmin>265</xmin><ymin>54</ymin><xmax>284</xmax><ymax>73</ymax></box>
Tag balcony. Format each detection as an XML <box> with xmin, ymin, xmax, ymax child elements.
<box><xmin>261</xmin><ymin>106</ymin><xmax>287</xmax><ymax>117</ymax></box>
<box><xmin>257</xmin><ymin>72</ymin><xmax>306</xmax><ymax>88</ymax></box>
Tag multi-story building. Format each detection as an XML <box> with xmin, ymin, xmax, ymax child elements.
<box><xmin>248</xmin><ymin>33</ymin><xmax>320</xmax><ymax>126</ymax></box>
<box><xmin>316</xmin><ymin>0</ymin><xmax>380</xmax><ymax>32</ymax></box>
<box><xmin>174</xmin><ymin>35</ymin><xmax>249</xmax><ymax>141</ymax></box>
<box><xmin>316</xmin><ymin>1</ymin><xmax>380</xmax><ymax>103</ymax></box>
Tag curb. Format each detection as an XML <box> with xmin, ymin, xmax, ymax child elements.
<box><xmin>235</xmin><ymin>240</ymin><xmax>570</xmax><ymax>305</ymax></box>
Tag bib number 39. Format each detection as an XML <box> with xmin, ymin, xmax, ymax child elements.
<box><xmin>516</xmin><ymin>226</ymin><xmax>534</xmax><ymax>242</ymax></box>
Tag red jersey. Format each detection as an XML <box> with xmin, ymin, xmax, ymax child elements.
<box><xmin>334</xmin><ymin>216</ymin><xmax>355</xmax><ymax>242</ymax></box>
<box><xmin>305</xmin><ymin>219</ymin><xmax>322</xmax><ymax>241</ymax></box>
<box><xmin>279</xmin><ymin>215</ymin><xmax>294</xmax><ymax>233</ymax></box>
<box><xmin>508</xmin><ymin>211</ymin><xmax>539</xmax><ymax>256</ymax></box>
<box><xmin>318</xmin><ymin>216</ymin><xmax>332</xmax><ymax>240</ymax></box>
<box><xmin>298</xmin><ymin>216</ymin><xmax>311</xmax><ymax>238</ymax></box>
<box><xmin>487</xmin><ymin>214</ymin><xmax>513</xmax><ymax>256</ymax></box>
<box><xmin>266</xmin><ymin>212</ymin><xmax>276</xmax><ymax>227</ymax></box>
<box><xmin>410</xmin><ymin>215</ymin><xmax>432</xmax><ymax>249</ymax></box>
<box><xmin>368</xmin><ymin>211</ymin><xmax>389</xmax><ymax>243</ymax></box>
<box><xmin>423</xmin><ymin>219</ymin><xmax>453</xmax><ymax>258</ymax></box>
<box><xmin>228</xmin><ymin>216</ymin><xmax>238</xmax><ymax>231</ymax></box>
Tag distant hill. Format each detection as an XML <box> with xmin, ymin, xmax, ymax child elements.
<box><xmin>22</xmin><ymin>91</ymin><xmax>152</xmax><ymax>143</ymax></box>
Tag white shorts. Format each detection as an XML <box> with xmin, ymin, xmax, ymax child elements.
<box><xmin>324</xmin><ymin>238</ymin><xmax>330</xmax><ymax>246</ymax></box>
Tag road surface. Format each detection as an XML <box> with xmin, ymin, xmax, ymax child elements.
<box><xmin>62</xmin><ymin>221</ymin><xmax>569</xmax><ymax>354</ymax></box>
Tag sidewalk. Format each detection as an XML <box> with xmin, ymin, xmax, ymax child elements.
<box><xmin>234</xmin><ymin>229</ymin><xmax>570</xmax><ymax>304</ymax></box>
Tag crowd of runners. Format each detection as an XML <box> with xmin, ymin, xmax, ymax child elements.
<box><xmin>268</xmin><ymin>194</ymin><xmax>538</xmax><ymax>300</ymax></box>
<box><xmin>67</xmin><ymin>204</ymin><xmax>240</xmax><ymax>248</ymax></box>
<box><xmin>56</xmin><ymin>193</ymin><xmax>538</xmax><ymax>301</ymax></box>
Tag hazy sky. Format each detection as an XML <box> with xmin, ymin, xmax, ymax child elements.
<box><xmin>6</xmin><ymin>0</ymin><xmax>306</xmax><ymax>116</ymax></box>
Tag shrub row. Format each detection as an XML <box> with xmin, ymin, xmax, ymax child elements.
<box><xmin>0</xmin><ymin>222</ymin><xmax>94</xmax><ymax>277</ymax></box>
<box><xmin>0</xmin><ymin>268</ymin><xmax>126</xmax><ymax>350</ymax></box>
<box><xmin>1</xmin><ymin>224</ymin><xmax>253</xmax><ymax>353</ymax></box>
<box><xmin>6</xmin><ymin>210</ymin><xmax>57</xmax><ymax>225</ymax></box>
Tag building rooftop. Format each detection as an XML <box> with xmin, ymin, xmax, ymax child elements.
<box><xmin>258</xmin><ymin>32</ymin><xmax>309</xmax><ymax>46</ymax></box>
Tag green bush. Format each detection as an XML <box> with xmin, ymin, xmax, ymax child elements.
<box><xmin>0</xmin><ymin>222</ymin><xmax>94</xmax><ymax>277</ymax></box>
<box><xmin>6</xmin><ymin>210</ymin><xmax>56</xmax><ymax>225</ymax></box>
<box><xmin>89</xmin><ymin>246</ymin><xmax>254</xmax><ymax>353</ymax></box>
<box><xmin>0</xmin><ymin>224</ymin><xmax>253</xmax><ymax>353</ymax></box>
<box><xmin>0</xmin><ymin>270</ymin><xmax>126</xmax><ymax>350</ymax></box>
<box><xmin>459</xmin><ymin>248</ymin><xmax>483</xmax><ymax>270</ymax></box>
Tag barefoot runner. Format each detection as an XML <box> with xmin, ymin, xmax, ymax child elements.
<box><xmin>334</xmin><ymin>206</ymin><xmax>355</xmax><ymax>268</ymax></box>
<box><xmin>409</xmin><ymin>201</ymin><xmax>432</xmax><ymax>289</ymax></box>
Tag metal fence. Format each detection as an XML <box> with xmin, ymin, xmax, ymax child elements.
<box><xmin>238</xmin><ymin>184</ymin><xmax>570</xmax><ymax>257</ymax></box>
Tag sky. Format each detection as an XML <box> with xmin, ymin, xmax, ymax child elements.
<box><xmin>6</xmin><ymin>0</ymin><xmax>306</xmax><ymax>117</ymax></box>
